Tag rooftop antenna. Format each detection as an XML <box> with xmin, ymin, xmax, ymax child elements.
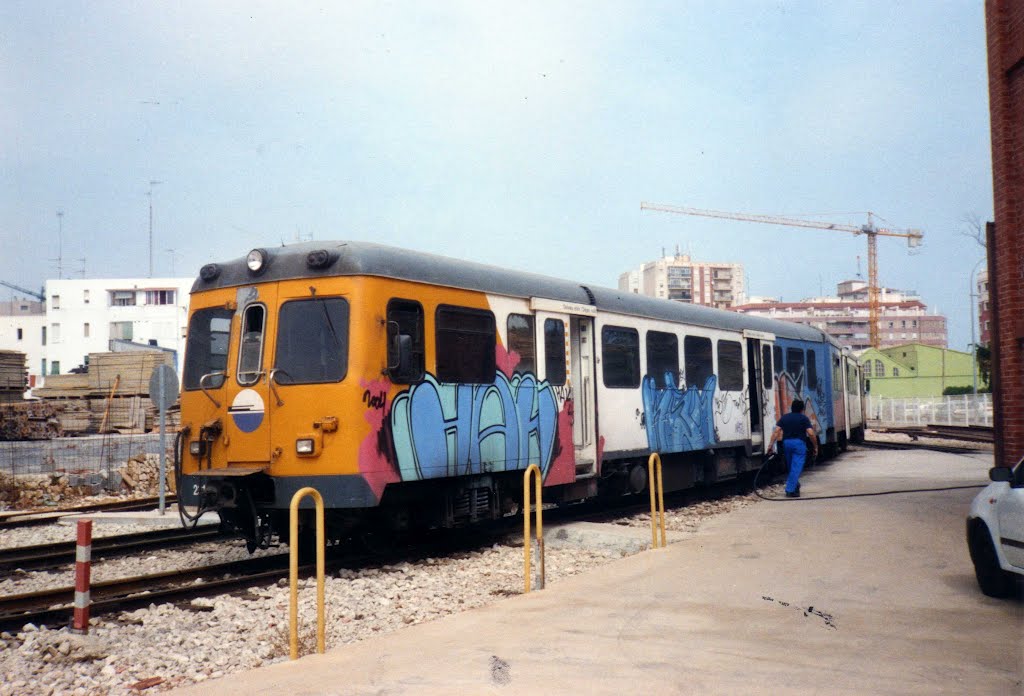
<box><xmin>856</xmin><ymin>255</ymin><xmax>862</xmax><ymax>279</ymax></box>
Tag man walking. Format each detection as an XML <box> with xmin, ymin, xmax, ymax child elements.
<box><xmin>766</xmin><ymin>398</ymin><xmax>819</xmax><ymax>498</ymax></box>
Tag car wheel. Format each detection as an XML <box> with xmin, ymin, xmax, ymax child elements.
<box><xmin>968</xmin><ymin>522</ymin><xmax>1017</xmax><ymax>598</ymax></box>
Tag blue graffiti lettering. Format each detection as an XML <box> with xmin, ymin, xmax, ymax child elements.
<box><xmin>641</xmin><ymin>372</ymin><xmax>718</xmax><ymax>453</ymax></box>
<box><xmin>390</xmin><ymin>372</ymin><xmax>558</xmax><ymax>481</ymax></box>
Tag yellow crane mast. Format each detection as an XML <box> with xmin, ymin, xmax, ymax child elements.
<box><xmin>639</xmin><ymin>202</ymin><xmax>924</xmax><ymax>349</ymax></box>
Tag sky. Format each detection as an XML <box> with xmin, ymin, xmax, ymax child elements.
<box><xmin>0</xmin><ymin>1</ymin><xmax>993</xmax><ymax>351</ymax></box>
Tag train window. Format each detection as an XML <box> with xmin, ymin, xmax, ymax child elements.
<box><xmin>602</xmin><ymin>325</ymin><xmax>640</xmax><ymax>388</ymax></box>
<box><xmin>848</xmin><ymin>363</ymin><xmax>857</xmax><ymax>392</ymax></box>
<box><xmin>806</xmin><ymin>349</ymin><xmax>818</xmax><ymax>389</ymax></box>
<box><xmin>544</xmin><ymin>319</ymin><xmax>566</xmax><ymax>386</ymax></box>
<box><xmin>773</xmin><ymin>346</ymin><xmax>782</xmax><ymax>380</ymax></box>
<box><xmin>237</xmin><ymin>304</ymin><xmax>266</xmax><ymax>386</ymax></box>
<box><xmin>717</xmin><ymin>340</ymin><xmax>743</xmax><ymax>391</ymax></box>
<box><xmin>507</xmin><ymin>314</ymin><xmax>536</xmax><ymax>375</ymax></box>
<box><xmin>387</xmin><ymin>299</ymin><xmax>425</xmax><ymax>383</ymax></box>
<box><xmin>786</xmin><ymin>348</ymin><xmax>805</xmax><ymax>385</ymax></box>
<box><xmin>762</xmin><ymin>345</ymin><xmax>773</xmax><ymax>389</ymax></box>
<box><xmin>183</xmin><ymin>307</ymin><xmax>232</xmax><ymax>390</ymax></box>
<box><xmin>646</xmin><ymin>331</ymin><xmax>679</xmax><ymax>388</ymax></box>
<box><xmin>435</xmin><ymin>305</ymin><xmax>496</xmax><ymax>384</ymax></box>
<box><xmin>273</xmin><ymin>298</ymin><xmax>349</xmax><ymax>384</ymax></box>
<box><xmin>684</xmin><ymin>335</ymin><xmax>713</xmax><ymax>389</ymax></box>
<box><xmin>833</xmin><ymin>356</ymin><xmax>842</xmax><ymax>396</ymax></box>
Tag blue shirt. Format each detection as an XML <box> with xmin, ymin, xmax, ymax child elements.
<box><xmin>777</xmin><ymin>412</ymin><xmax>812</xmax><ymax>439</ymax></box>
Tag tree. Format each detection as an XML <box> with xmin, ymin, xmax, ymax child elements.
<box><xmin>976</xmin><ymin>343</ymin><xmax>992</xmax><ymax>390</ymax></box>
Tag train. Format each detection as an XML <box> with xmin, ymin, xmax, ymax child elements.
<box><xmin>174</xmin><ymin>241</ymin><xmax>865</xmax><ymax>549</ymax></box>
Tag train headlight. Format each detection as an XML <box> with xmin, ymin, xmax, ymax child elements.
<box><xmin>246</xmin><ymin>248</ymin><xmax>267</xmax><ymax>273</ymax></box>
<box><xmin>296</xmin><ymin>438</ymin><xmax>315</xmax><ymax>455</ymax></box>
<box><xmin>189</xmin><ymin>440</ymin><xmax>207</xmax><ymax>457</ymax></box>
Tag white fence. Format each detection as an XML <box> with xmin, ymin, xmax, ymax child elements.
<box><xmin>866</xmin><ymin>394</ymin><xmax>993</xmax><ymax>428</ymax></box>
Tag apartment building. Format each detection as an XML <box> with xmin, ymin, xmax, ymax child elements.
<box><xmin>618</xmin><ymin>251</ymin><xmax>745</xmax><ymax>309</ymax></box>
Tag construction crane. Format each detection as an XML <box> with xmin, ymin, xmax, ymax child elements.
<box><xmin>639</xmin><ymin>202</ymin><xmax>924</xmax><ymax>349</ymax></box>
<box><xmin>0</xmin><ymin>280</ymin><xmax>45</xmax><ymax>302</ymax></box>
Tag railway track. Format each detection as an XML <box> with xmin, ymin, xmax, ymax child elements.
<box><xmin>0</xmin><ymin>526</ymin><xmax>222</xmax><ymax>573</ymax></box>
<box><xmin>869</xmin><ymin>424</ymin><xmax>994</xmax><ymax>444</ymax></box>
<box><xmin>857</xmin><ymin>439</ymin><xmax>989</xmax><ymax>456</ymax></box>
<box><xmin>0</xmin><ymin>553</ymin><xmax>296</xmax><ymax>632</ymax></box>
<box><xmin>0</xmin><ymin>495</ymin><xmax>177</xmax><ymax>530</ymax></box>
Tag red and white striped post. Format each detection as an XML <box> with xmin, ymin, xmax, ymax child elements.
<box><xmin>72</xmin><ymin>520</ymin><xmax>92</xmax><ymax>634</ymax></box>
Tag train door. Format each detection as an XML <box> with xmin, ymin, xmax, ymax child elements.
<box><xmin>222</xmin><ymin>285</ymin><xmax>278</xmax><ymax>466</ymax></box>
<box><xmin>743</xmin><ymin>330</ymin><xmax>775</xmax><ymax>454</ymax></box>
<box><xmin>532</xmin><ymin>299</ymin><xmax>598</xmax><ymax>478</ymax></box>
<box><xmin>570</xmin><ymin>315</ymin><xmax>597</xmax><ymax>476</ymax></box>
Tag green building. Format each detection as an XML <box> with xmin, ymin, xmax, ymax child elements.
<box><xmin>860</xmin><ymin>343</ymin><xmax>976</xmax><ymax>398</ymax></box>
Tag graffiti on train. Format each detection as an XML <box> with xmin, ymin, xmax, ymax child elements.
<box><xmin>641</xmin><ymin>372</ymin><xmax>718</xmax><ymax>453</ymax></box>
<box><xmin>390</xmin><ymin>372</ymin><xmax>559</xmax><ymax>481</ymax></box>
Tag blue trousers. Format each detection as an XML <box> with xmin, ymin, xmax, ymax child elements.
<box><xmin>783</xmin><ymin>438</ymin><xmax>807</xmax><ymax>494</ymax></box>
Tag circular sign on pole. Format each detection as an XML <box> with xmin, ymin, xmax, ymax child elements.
<box><xmin>149</xmin><ymin>364</ymin><xmax>179</xmax><ymax>411</ymax></box>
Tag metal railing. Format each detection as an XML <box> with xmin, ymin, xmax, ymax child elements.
<box><xmin>289</xmin><ymin>487</ymin><xmax>325</xmax><ymax>660</ymax></box>
<box><xmin>647</xmin><ymin>453</ymin><xmax>666</xmax><ymax>549</ymax></box>
<box><xmin>866</xmin><ymin>394</ymin><xmax>993</xmax><ymax>428</ymax></box>
<box><xmin>523</xmin><ymin>464</ymin><xmax>545</xmax><ymax>593</ymax></box>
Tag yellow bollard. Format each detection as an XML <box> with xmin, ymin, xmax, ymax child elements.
<box><xmin>523</xmin><ymin>464</ymin><xmax>545</xmax><ymax>593</ymax></box>
<box><xmin>647</xmin><ymin>453</ymin><xmax>666</xmax><ymax>549</ymax></box>
<box><xmin>289</xmin><ymin>487</ymin><xmax>326</xmax><ymax>660</ymax></box>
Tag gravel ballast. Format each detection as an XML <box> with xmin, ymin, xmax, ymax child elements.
<box><xmin>0</xmin><ymin>484</ymin><xmax>775</xmax><ymax>695</ymax></box>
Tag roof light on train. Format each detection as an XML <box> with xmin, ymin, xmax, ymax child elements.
<box><xmin>199</xmin><ymin>263</ymin><xmax>221</xmax><ymax>281</ymax></box>
<box><xmin>306</xmin><ymin>249</ymin><xmax>333</xmax><ymax>269</ymax></box>
<box><xmin>246</xmin><ymin>248</ymin><xmax>267</xmax><ymax>273</ymax></box>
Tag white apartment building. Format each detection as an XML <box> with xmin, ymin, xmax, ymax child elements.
<box><xmin>43</xmin><ymin>278</ymin><xmax>194</xmax><ymax>376</ymax></box>
<box><xmin>618</xmin><ymin>251</ymin><xmax>746</xmax><ymax>309</ymax></box>
<box><xmin>0</xmin><ymin>299</ymin><xmax>45</xmax><ymax>391</ymax></box>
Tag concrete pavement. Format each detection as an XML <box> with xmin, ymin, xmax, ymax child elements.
<box><xmin>170</xmin><ymin>446</ymin><xmax>1022</xmax><ymax>695</ymax></box>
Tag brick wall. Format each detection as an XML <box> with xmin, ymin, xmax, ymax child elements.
<box><xmin>986</xmin><ymin>1</ymin><xmax>1024</xmax><ymax>467</ymax></box>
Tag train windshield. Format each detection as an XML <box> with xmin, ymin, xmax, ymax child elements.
<box><xmin>183</xmin><ymin>307</ymin><xmax>233</xmax><ymax>390</ymax></box>
<box><xmin>273</xmin><ymin>297</ymin><xmax>350</xmax><ymax>384</ymax></box>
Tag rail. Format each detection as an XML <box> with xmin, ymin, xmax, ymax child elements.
<box><xmin>523</xmin><ymin>464</ymin><xmax>545</xmax><ymax>593</ymax></box>
<box><xmin>289</xmin><ymin>487</ymin><xmax>325</xmax><ymax>660</ymax></box>
<box><xmin>647</xmin><ymin>453</ymin><xmax>666</xmax><ymax>549</ymax></box>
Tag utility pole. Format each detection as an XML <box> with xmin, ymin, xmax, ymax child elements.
<box><xmin>148</xmin><ymin>180</ymin><xmax>162</xmax><ymax>278</ymax></box>
<box><xmin>56</xmin><ymin>210</ymin><xmax>64</xmax><ymax>279</ymax></box>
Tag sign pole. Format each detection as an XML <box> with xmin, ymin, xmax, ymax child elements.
<box><xmin>158</xmin><ymin>367</ymin><xmax>166</xmax><ymax>515</ymax></box>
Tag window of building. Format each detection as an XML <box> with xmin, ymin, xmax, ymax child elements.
<box><xmin>110</xmin><ymin>321</ymin><xmax>133</xmax><ymax>341</ymax></box>
<box><xmin>50</xmin><ymin>361</ymin><xmax>60</xmax><ymax>375</ymax></box>
<box><xmin>83</xmin><ymin>323</ymin><xmax>90</xmax><ymax>338</ymax></box>
<box><xmin>16</xmin><ymin>328</ymin><xmax>22</xmax><ymax>341</ymax></box>
<box><xmin>646</xmin><ymin>331</ymin><xmax>679</xmax><ymax>388</ymax></box>
<box><xmin>874</xmin><ymin>359</ymin><xmax>884</xmax><ymax>377</ymax></box>
<box><xmin>602</xmin><ymin>325</ymin><xmax>640</xmax><ymax>388</ymax></box>
<box><xmin>762</xmin><ymin>345</ymin><xmax>773</xmax><ymax>388</ymax></box>
<box><xmin>717</xmin><ymin>340</ymin><xmax>743</xmax><ymax>391</ymax></box>
<box><xmin>435</xmin><ymin>305</ymin><xmax>496</xmax><ymax>384</ymax></box>
<box><xmin>544</xmin><ymin>319</ymin><xmax>566</xmax><ymax>386</ymax></box>
<box><xmin>83</xmin><ymin>289</ymin><xmax>90</xmax><ymax>304</ymax></box>
<box><xmin>110</xmin><ymin>290</ymin><xmax>136</xmax><ymax>306</ymax></box>
<box><xmin>901</xmin><ymin>320</ymin><xmax>907</xmax><ymax>328</ymax></box>
<box><xmin>146</xmin><ymin>290</ymin><xmax>176</xmax><ymax>305</ymax></box>
<box><xmin>912</xmin><ymin>320</ymin><xmax>917</xmax><ymax>328</ymax></box>
<box><xmin>274</xmin><ymin>298</ymin><xmax>350</xmax><ymax>384</ymax></box>
<box><xmin>507</xmin><ymin>314</ymin><xmax>536</xmax><ymax>375</ymax></box>
<box><xmin>236</xmin><ymin>304</ymin><xmax>266</xmax><ymax>386</ymax></box>
<box><xmin>41</xmin><ymin>326</ymin><xmax>46</xmax><ymax>346</ymax></box>
<box><xmin>51</xmin><ymin>295</ymin><xmax>60</xmax><ymax>310</ymax></box>
<box><xmin>684</xmin><ymin>335</ymin><xmax>714</xmax><ymax>389</ymax></box>
<box><xmin>183</xmin><ymin>308</ymin><xmax>231</xmax><ymax>390</ymax></box>
<box><xmin>41</xmin><ymin>359</ymin><xmax>46</xmax><ymax>375</ymax></box>
<box><xmin>387</xmin><ymin>300</ymin><xmax>425</xmax><ymax>383</ymax></box>
<box><xmin>893</xmin><ymin>367</ymin><xmax>900</xmax><ymax>377</ymax></box>
<box><xmin>51</xmin><ymin>323</ymin><xmax>60</xmax><ymax>343</ymax></box>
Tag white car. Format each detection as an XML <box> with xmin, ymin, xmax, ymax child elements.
<box><xmin>967</xmin><ymin>458</ymin><xmax>1024</xmax><ymax>598</ymax></box>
